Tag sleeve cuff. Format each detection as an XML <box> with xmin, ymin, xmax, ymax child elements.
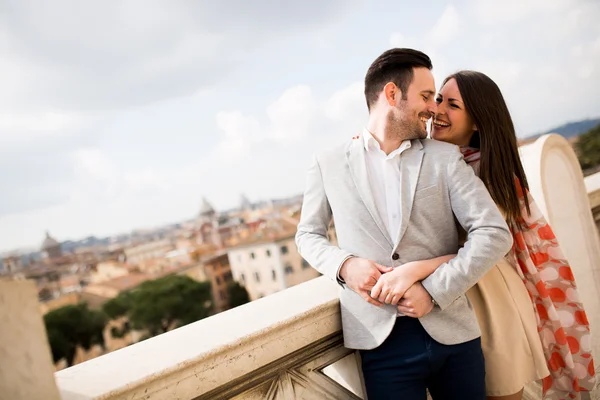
<box><xmin>421</xmin><ymin>276</ymin><xmax>447</xmax><ymax>310</ymax></box>
<box><xmin>336</xmin><ymin>255</ymin><xmax>354</xmax><ymax>287</ymax></box>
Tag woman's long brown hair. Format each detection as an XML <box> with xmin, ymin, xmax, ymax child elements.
<box><xmin>443</xmin><ymin>70</ymin><xmax>530</xmax><ymax>227</ymax></box>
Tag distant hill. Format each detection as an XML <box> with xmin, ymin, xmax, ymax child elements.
<box><xmin>61</xmin><ymin>236</ymin><xmax>112</xmax><ymax>253</ymax></box>
<box><xmin>525</xmin><ymin>118</ymin><xmax>600</xmax><ymax>141</ymax></box>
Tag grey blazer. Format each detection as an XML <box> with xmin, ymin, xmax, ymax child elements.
<box><xmin>295</xmin><ymin>137</ymin><xmax>513</xmax><ymax>350</ymax></box>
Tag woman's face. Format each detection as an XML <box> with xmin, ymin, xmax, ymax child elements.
<box><xmin>431</xmin><ymin>78</ymin><xmax>477</xmax><ymax>146</ymax></box>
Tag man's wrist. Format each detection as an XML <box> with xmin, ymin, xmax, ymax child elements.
<box><xmin>421</xmin><ymin>283</ymin><xmax>438</xmax><ymax>306</ymax></box>
<box><xmin>337</xmin><ymin>256</ymin><xmax>354</xmax><ymax>283</ymax></box>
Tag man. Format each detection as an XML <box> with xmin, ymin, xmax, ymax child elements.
<box><xmin>295</xmin><ymin>48</ymin><xmax>513</xmax><ymax>399</ymax></box>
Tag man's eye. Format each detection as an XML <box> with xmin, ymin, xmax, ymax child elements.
<box><xmin>435</xmin><ymin>98</ymin><xmax>442</xmax><ymax>104</ymax></box>
<box><xmin>423</xmin><ymin>95</ymin><xmax>429</xmax><ymax>101</ymax></box>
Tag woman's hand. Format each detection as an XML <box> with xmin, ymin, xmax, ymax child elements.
<box><xmin>370</xmin><ymin>263</ymin><xmax>421</xmax><ymax>305</ymax></box>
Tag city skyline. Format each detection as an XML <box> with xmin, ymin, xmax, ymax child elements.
<box><xmin>1</xmin><ymin>0</ymin><xmax>599</xmax><ymax>252</ymax></box>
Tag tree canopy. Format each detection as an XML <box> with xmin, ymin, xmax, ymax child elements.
<box><xmin>103</xmin><ymin>274</ymin><xmax>213</xmax><ymax>337</ymax></box>
<box><xmin>44</xmin><ymin>303</ymin><xmax>107</xmax><ymax>367</ymax></box>
<box><xmin>576</xmin><ymin>123</ymin><xmax>600</xmax><ymax>171</ymax></box>
<box><xmin>227</xmin><ymin>281</ymin><xmax>250</xmax><ymax>308</ymax></box>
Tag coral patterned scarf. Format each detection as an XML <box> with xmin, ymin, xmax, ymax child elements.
<box><xmin>461</xmin><ymin>146</ymin><xmax>595</xmax><ymax>399</ymax></box>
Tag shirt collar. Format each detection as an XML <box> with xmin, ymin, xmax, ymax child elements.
<box><xmin>362</xmin><ymin>128</ymin><xmax>412</xmax><ymax>157</ymax></box>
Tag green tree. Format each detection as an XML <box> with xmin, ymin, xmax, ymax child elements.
<box><xmin>103</xmin><ymin>275</ymin><xmax>213</xmax><ymax>338</ymax></box>
<box><xmin>576</xmin><ymin>123</ymin><xmax>600</xmax><ymax>171</ymax></box>
<box><xmin>227</xmin><ymin>281</ymin><xmax>250</xmax><ymax>308</ymax></box>
<box><xmin>44</xmin><ymin>303</ymin><xmax>107</xmax><ymax>367</ymax></box>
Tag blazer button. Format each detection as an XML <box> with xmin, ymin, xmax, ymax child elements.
<box><xmin>392</xmin><ymin>253</ymin><xmax>399</xmax><ymax>260</ymax></box>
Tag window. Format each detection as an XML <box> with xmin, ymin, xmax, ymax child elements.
<box><xmin>250</xmin><ymin>252</ymin><xmax>255</xmax><ymax>259</ymax></box>
<box><xmin>216</xmin><ymin>276</ymin><xmax>221</xmax><ymax>285</ymax></box>
<box><xmin>280</xmin><ymin>246</ymin><xmax>288</xmax><ymax>254</ymax></box>
<box><xmin>302</xmin><ymin>260</ymin><xmax>310</xmax><ymax>269</ymax></box>
<box><xmin>224</xmin><ymin>271</ymin><xmax>233</xmax><ymax>282</ymax></box>
<box><xmin>254</xmin><ymin>272</ymin><xmax>260</xmax><ymax>282</ymax></box>
<box><xmin>219</xmin><ymin>290</ymin><xmax>226</xmax><ymax>301</ymax></box>
<box><xmin>284</xmin><ymin>264</ymin><xmax>294</xmax><ymax>275</ymax></box>
<box><xmin>266</xmin><ymin>249</ymin><xmax>271</xmax><ymax>257</ymax></box>
<box><xmin>240</xmin><ymin>273</ymin><xmax>245</xmax><ymax>283</ymax></box>
<box><xmin>272</xmin><ymin>270</ymin><xmax>276</xmax><ymax>281</ymax></box>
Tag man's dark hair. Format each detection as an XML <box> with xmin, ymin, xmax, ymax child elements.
<box><xmin>364</xmin><ymin>48</ymin><xmax>432</xmax><ymax>111</ymax></box>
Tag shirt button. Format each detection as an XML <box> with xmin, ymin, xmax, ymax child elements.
<box><xmin>392</xmin><ymin>253</ymin><xmax>400</xmax><ymax>260</ymax></box>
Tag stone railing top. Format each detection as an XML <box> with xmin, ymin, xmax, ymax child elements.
<box><xmin>585</xmin><ymin>171</ymin><xmax>600</xmax><ymax>194</ymax></box>
<box><xmin>55</xmin><ymin>276</ymin><xmax>342</xmax><ymax>400</ymax></box>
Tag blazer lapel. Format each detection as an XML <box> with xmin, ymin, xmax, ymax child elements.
<box><xmin>394</xmin><ymin>140</ymin><xmax>424</xmax><ymax>247</ymax></box>
<box><xmin>346</xmin><ymin>139</ymin><xmax>394</xmax><ymax>248</ymax></box>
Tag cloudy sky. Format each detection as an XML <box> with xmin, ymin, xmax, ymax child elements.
<box><xmin>1</xmin><ymin>0</ymin><xmax>598</xmax><ymax>252</ymax></box>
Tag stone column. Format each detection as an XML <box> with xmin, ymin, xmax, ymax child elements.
<box><xmin>520</xmin><ymin>134</ymin><xmax>600</xmax><ymax>398</ymax></box>
<box><xmin>0</xmin><ymin>280</ymin><xmax>61</xmax><ymax>400</ymax></box>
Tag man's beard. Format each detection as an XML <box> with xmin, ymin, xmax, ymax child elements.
<box><xmin>387</xmin><ymin>108</ymin><xmax>429</xmax><ymax>141</ymax></box>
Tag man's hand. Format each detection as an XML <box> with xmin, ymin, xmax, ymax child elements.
<box><xmin>397</xmin><ymin>282</ymin><xmax>435</xmax><ymax>318</ymax></box>
<box><xmin>339</xmin><ymin>257</ymin><xmax>392</xmax><ymax>307</ymax></box>
<box><xmin>370</xmin><ymin>267</ymin><xmax>418</xmax><ymax>305</ymax></box>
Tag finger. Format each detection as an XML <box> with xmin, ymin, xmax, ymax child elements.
<box><xmin>370</xmin><ymin>280</ymin><xmax>382</xmax><ymax>298</ymax></box>
<box><xmin>374</xmin><ymin>263</ymin><xmax>393</xmax><ymax>273</ymax></box>
<box><xmin>377</xmin><ymin>289</ymin><xmax>389</xmax><ymax>303</ymax></box>
<box><xmin>398</xmin><ymin>299</ymin><xmax>412</xmax><ymax>307</ymax></box>
<box><xmin>384</xmin><ymin>292</ymin><xmax>395</xmax><ymax>304</ymax></box>
<box><xmin>397</xmin><ymin>305</ymin><xmax>415</xmax><ymax>314</ymax></box>
<box><xmin>391</xmin><ymin>294</ymin><xmax>401</xmax><ymax>305</ymax></box>
<box><xmin>362</xmin><ymin>292</ymin><xmax>384</xmax><ymax>307</ymax></box>
<box><xmin>363</xmin><ymin>276</ymin><xmax>379</xmax><ymax>291</ymax></box>
<box><xmin>398</xmin><ymin>309</ymin><xmax>418</xmax><ymax>318</ymax></box>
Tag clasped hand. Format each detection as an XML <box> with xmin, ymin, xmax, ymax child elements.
<box><xmin>340</xmin><ymin>258</ymin><xmax>434</xmax><ymax>318</ymax></box>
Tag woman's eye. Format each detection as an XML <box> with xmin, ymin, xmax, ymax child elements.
<box><xmin>451</xmin><ymin>104</ymin><xmax>459</xmax><ymax>109</ymax></box>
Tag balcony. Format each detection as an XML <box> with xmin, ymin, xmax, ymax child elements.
<box><xmin>56</xmin><ymin>276</ymin><xmax>363</xmax><ymax>399</ymax></box>
<box><xmin>2</xmin><ymin>134</ymin><xmax>600</xmax><ymax>400</ymax></box>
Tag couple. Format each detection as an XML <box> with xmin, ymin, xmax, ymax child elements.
<box><xmin>295</xmin><ymin>48</ymin><xmax>595</xmax><ymax>400</ymax></box>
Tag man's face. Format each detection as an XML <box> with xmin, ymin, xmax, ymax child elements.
<box><xmin>388</xmin><ymin>67</ymin><xmax>437</xmax><ymax>140</ymax></box>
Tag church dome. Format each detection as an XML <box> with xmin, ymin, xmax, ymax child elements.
<box><xmin>199</xmin><ymin>197</ymin><xmax>215</xmax><ymax>216</ymax></box>
<box><xmin>42</xmin><ymin>231</ymin><xmax>60</xmax><ymax>250</ymax></box>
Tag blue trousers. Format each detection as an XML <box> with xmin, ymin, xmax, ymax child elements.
<box><xmin>359</xmin><ymin>317</ymin><xmax>486</xmax><ymax>400</ymax></box>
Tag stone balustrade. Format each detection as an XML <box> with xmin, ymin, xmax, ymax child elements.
<box><xmin>55</xmin><ymin>276</ymin><xmax>365</xmax><ymax>400</ymax></box>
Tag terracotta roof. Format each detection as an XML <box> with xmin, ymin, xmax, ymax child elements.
<box><xmin>59</xmin><ymin>275</ymin><xmax>81</xmax><ymax>288</ymax></box>
<box><xmin>87</xmin><ymin>273</ymin><xmax>152</xmax><ymax>292</ymax></box>
<box><xmin>226</xmin><ymin>227</ymin><xmax>297</xmax><ymax>250</ymax></box>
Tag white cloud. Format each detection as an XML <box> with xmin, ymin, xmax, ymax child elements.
<box><xmin>474</xmin><ymin>0</ymin><xmax>574</xmax><ymax>24</ymax></box>
<box><xmin>212</xmin><ymin>81</ymin><xmax>366</xmax><ymax>165</ymax></box>
<box><xmin>74</xmin><ymin>148</ymin><xmax>116</xmax><ymax>181</ymax></box>
<box><xmin>0</xmin><ymin>1</ymin><xmax>362</xmax><ymax>112</ymax></box>
<box><xmin>267</xmin><ymin>85</ymin><xmax>318</xmax><ymax>143</ymax></box>
<box><xmin>0</xmin><ymin>111</ymin><xmax>88</xmax><ymax>148</ymax></box>
<box><xmin>428</xmin><ymin>5</ymin><xmax>460</xmax><ymax>46</ymax></box>
<box><xmin>215</xmin><ymin>111</ymin><xmax>262</xmax><ymax>162</ymax></box>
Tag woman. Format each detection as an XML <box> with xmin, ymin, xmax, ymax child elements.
<box><xmin>373</xmin><ymin>71</ymin><xmax>595</xmax><ymax>399</ymax></box>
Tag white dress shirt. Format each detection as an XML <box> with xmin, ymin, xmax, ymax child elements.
<box><xmin>362</xmin><ymin>129</ymin><xmax>412</xmax><ymax>242</ymax></box>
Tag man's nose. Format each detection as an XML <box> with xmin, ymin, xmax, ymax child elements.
<box><xmin>427</xmin><ymin>102</ymin><xmax>437</xmax><ymax>117</ymax></box>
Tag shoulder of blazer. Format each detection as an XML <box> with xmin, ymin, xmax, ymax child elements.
<box><xmin>420</xmin><ymin>138</ymin><xmax>460</xmax><ymax>154</ymax></box>
<box><xmin>315</xmin><ymin>139</ymin><xmax>354</xmax><ymax>163</ymax></box>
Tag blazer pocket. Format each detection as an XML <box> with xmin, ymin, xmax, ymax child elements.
<box><xmin>414</xmin><ymin>184</ymin><xmax>439</xmax><ymax>200</ymax></box>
